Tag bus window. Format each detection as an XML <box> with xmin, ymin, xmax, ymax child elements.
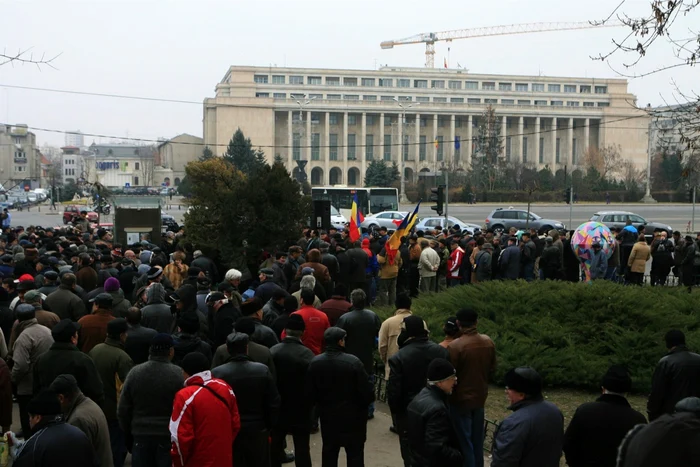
<box><xmin>369</xmin><ymin>188</ymin><xmax>399</xmax><ymax>213</ymax></box>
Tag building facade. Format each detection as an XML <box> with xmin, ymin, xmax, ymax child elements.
<box><xmin>61</xmin><ymin>146</ymin><xmax>82</xmax><ymax>184</ymax></box>
<box><xmin>86</xmin><ymin>143</ymin><xmax>156</xmax><ymax>188</ymax></box>
<box><xmin>155</xmin><ymin>133</ymin><xmax>204</xmax><ymax>187</ymax></box>
<box><xmin>204</xmin><ymin>66</ymin><xmax>650</xmax><ymax>186</ymax></box>
<box><xmin>0</xmin><ymin>124</ymin><xmax>41</xmax><ymax>188</ymax></box>
<box><xmin>65</xmin><ymin>130</ymin><xmax>84</xmax><ymax>149</ymax></box>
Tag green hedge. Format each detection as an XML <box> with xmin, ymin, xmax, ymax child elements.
<box><xmin>375</xmin><ymin>281</ymin><xmax>700</xmax><ymax>393</ymax></box>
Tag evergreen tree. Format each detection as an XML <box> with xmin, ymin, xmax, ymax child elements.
<box><xmin>200</xmin><ymin>146</ymin><xmax>215</xmax><ymax>161</ymax></box>
<box><xmin>364</xmin><ymin>160</ymin><xmax>400</xmax><ymax>187</ymax></box>
<box><xmin>223</xmin><ymin>128</ymin><xmax>267</xmax><ymax>176</ymax></box>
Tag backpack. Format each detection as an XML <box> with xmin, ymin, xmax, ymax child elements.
<box><xmin>657</xmin><ymin>240</ymin><xmax>666</xmax><ymax>253</ymax></box>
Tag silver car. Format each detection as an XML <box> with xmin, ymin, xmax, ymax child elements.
<box><xmin>361</xmin><ymin>211</ymin><xmax>409</xmax><ymax>230</ymax></box>
<box><xmin>414</xmin><ymin>216</ymin><xmax>480</xmax><ymax>234</ymax></box>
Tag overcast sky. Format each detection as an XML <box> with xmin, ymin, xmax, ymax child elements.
<box><xmin>0</xmin><ymin>0</ymin><xmax>697</xmax><ymax>147</ymax></box>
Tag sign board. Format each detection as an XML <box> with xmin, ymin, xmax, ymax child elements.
<box><xmin>124</xmin><ymin>183</ymin><xmax>131</xmax><ymax>187</ymax></box>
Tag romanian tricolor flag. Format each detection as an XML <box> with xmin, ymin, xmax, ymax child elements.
<box><xmin>348</xmin><ymin>192</ymin><xmax>364</xmax><ymax>243</ymax></box>
<box><xmin>434</xmin><ymin>138</ymin><xmax>439</xmax><ymax>149</ymax></box>
<box><xmin>385</xmin><ymin>201</ymin><xmax>421</xmax><ymax>264</ymax></box>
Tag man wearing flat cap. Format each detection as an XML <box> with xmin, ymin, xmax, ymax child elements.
<box><xmin>491</xmin><ymin>367</ymin><xmax>564</xmax><ymax>467</ymax></box>
<box><xmin>78</xmin><ymin>293</ymin><xmax>116</xmax><ymax>353</ymax></box>
<box><xmin>254</xmin><ymin>267</ymin><xmax>288</xmax><ymax>305</ymax></box>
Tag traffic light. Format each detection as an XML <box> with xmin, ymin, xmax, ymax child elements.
<box><xmin>430</xmin><ymin>185</ymin><xmax>445</xmax><ymax>216</ymax></box>
<box><xmin>688</xmin><ymin>187</ymin><xmax>695</xmax><ymax>203</ymax></box>
<box><xmin>564</xmin><ymin>187</ymin><xmax>571</xmax><ymax>204</ymax></box>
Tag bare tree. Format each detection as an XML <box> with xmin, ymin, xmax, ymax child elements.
<box><xmin>472</xmin><ymin>106</ymin><xmax>505</xmax><ymax>192</ymax></box>
<box><xmin>0</xmin><ymin>47</ymin><xmax>60</xmax><ymax>69</ymax></box>
<box><xmin>137</xmin><ymin>148</ymin><xmax>156</xmax><ymax>186</ymax></box>
<box><xmin>620</xmin><ymin>159</ymin><xmax>644</xmax><ymax>190</ymax></box>
<box><xmin>581</xmin><ymin>144</ymin><xmax>623</xmax><ymax>181</ymax></box>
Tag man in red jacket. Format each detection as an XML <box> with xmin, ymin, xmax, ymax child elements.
<box><xmin>447</xmin><ymin>240</ymin><xmax>465</xmax><ymax>287</ymax></box>
<box><xmin>170</xmin><ymin>352</ymin><xmax>240</xmax><ymax>467</ymax></box>
<box><xmin>287</xmin><ymin>288</ymin><xmax>330</xmax><ymax>355</ymax></box>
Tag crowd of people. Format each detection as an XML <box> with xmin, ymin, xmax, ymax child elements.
<box><xmin>0</xmin><ymin>216</ymin><xmax>697</xmax><ymax>467</ymax></box>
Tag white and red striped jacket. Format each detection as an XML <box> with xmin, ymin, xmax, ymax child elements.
<box><xmin>447</xmin><ymin>246</ymin><xmax>465</xmax><ymax>279</ymax></box>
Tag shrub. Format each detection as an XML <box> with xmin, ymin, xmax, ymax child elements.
<box><xmin>374</xmin><ymin>281</ymin><xmax>700</xmax><ymax>393</ymax></box>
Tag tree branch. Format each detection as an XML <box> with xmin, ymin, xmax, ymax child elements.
<box><xmin>0</xmin><ymin>47</ymin><xmax>61</xmax><ymax>70</ymax></box>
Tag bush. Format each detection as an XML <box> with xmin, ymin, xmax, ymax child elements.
<box><xmin>374</xmin><ymin>281</ymin><xmax>700</xmax><ymax>393</ymax></box>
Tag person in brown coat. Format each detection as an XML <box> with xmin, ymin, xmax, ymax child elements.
<box><xmin>8</xmin><ymin>290</ymin><xmax>59</xmax><ymax>349</ymax></box>
<box><xmin>318</xmin><ymin>283</ymin><xmax>352</xmax><ymax>326</ymax></box>
<box><xmin>627</xmin><ymin>234</ymin><xmax>651</xmax><ymax>285</ymax></box>
<box><xmin>77</xmin><ymin>293</ymin><xmax>115</xmax><ymax>353</ymax></box>
<box><xmin>76</xmin><ymin>254</ymin><xmax>98</xmax><ymax>293</ymax></box>
<box><xmin>294</xmin><ymin>249</ymin><xmax>331</xmax><ymax>284</ymax></box>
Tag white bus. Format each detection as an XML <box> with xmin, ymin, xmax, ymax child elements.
<box><xmin>311</xmin><ymin>186</ymin><xmax>399</xmax><ymax>220</ymax></box>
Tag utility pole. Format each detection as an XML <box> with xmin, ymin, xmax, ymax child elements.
<box><xmin>394</xmin><ymin>98</ymin><xmax>418</xmax><ymax>203</ymax></box>
<box><xmin>693</xmin><ymin>186</ymin><xmax>696</xmax><ymax>233</ymax></box>
<box><xmin>641</xmin><ymin>105</ymin><xmax>657</xmax><ymax>203</ymax></box>
<box><xmin>444</xmin><ymin>167</ymin><xmax>449</xmax><ymax>226</ymax></box>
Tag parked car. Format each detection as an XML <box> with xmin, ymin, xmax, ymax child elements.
<box><xmin>589</xmin><ymin>211</ymin><xmax>672</xmax><ymax>239</ymax></box>
<box><xmin>360</xmin><ymin>211</ymin><xmax>409</xmax><ymax>230</ymax></box>
<box><xmin>414</xmin><ymin>216</ymin><xmax>480</xmax><ymax>234</ymax></box>
<box><xmin>330</xmin><ymin>205</ymin><xmax>347</xmax><ymax>230</ymax></box>
<box><xmin>63</xmin><ymin>205</ymin><xmax>99</xmax><ymax>224</ymax></box>
<box><xmin>161</xmin><ymin>210</ymin><xmax>179</xmax><ymax>232</ymax></box>
<box><xmin>485</xmin><ymin>208</ymin><xmax>565</xmax><ymax>234</ymax></box>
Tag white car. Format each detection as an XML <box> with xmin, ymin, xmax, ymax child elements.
<box><xmin>361</xmin><ymin>211</ymin><xmax>409</xmax><ymax>230</ymax></box>
<box><xmin>415</xmin><ymin>216</ymin><xmax>481</xmax><ymax>234</ymax></box>
<box><xmin>331</xmin><ymin>206</ymin><xmax>347</xmax><ymax>230</ymax></box>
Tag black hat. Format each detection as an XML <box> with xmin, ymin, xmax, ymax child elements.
<box><xmin>427</xmin><ymin>358</ymin><xmax>456</xmax><ymax>383</ymax></box>
<box><xmin>89</xmin><ymin>292</ymin><xmax>114</xmax><ymax>307</ymax></box>
<box><xmin>444</xmin><ymin>316</ymin><xmax>459</xmax><ymax>332</ymax></box>
<box><xmin>49</xmin><ymin>374</ymin><xmax>79</xmax><ymax>396</ymax></box>
<box><xmin>323</xmin><ymin>326</ymin><xmax>347</xmax><ymax>346</ymax></box>
<box><xmin>504</xmin><ymin>367</ymin><xmax>543</xmax><ymax>397</ymax></box>
<box><xmin>147</xmin><ymin>267</ymin><xmax>163</xmax><ymax>280</ymax></box>
<box><xmin>0</xmin><ymin>254</ymin><xmax>12</xmax><ymax>263</ymax></box>
<box><xmin>286</xmin><ymin>314</ymin><xmax>306</xmax><ymax>332</ymax></box>
<box><xmin>601</xmin><ymin>365</ymin><xmax>632</xmax><ymax>393</ymax></box>
<box><xmin>240</xmin><ymin>298</ymin><xmax>263</xmax><ymax>316</ymax></box>
<box><xmin>234</xmin><ymin>317</ymin><xmax>256</xmax><ymax>336</ymax></box>
<box><xmin>205</xmin><ymin>292</ymin><xmax>226</xmax><ymax>304</ymax></box>
<box><xmin>16</xmin><ymin>303</ymin><xmax>36</xmax><ymax>321</ymax></box>
<box><xmin>150</xmin><ymin>333</ymin><xmax>174</xmax><ymax>352</ymax></box>
<box><xmin>181</xmin><ymin>352</ymin><xmax>210</xmax><ymax>377</ymax></box>
<box><xmin>107</xmin><ymin>318</ymin><xmax>128</xmax><ymax>338</ymax></box>
<box><xmin>43</xmin><ymin>270</ymin><xmax>59</xmax><ymax>281</ymax></box>
<box><xmin>26</xmin><ymin>389</ymin><xmax>62</xmax><ymax>416</ymax></box>
<box><xmin>456</xmin><ymin>308</ymin><xmax>478</xmax><ymax>325</ymax></box>
<box><xmin>52</xmin><ymin>319</ymin><xmax>81</xmax><ymax>343</ymax></box>
<box><xmin>259</xmin><ymin>268</ymin><xmax>274</xmax><ymax>277</ymax></box>
<box><xmin>226</xmin><ymin>331</ymin><xmax>249</xmax><ymax>347</ymax></box>
<box><xmin>177</xmin><ymin>312</ymin><xmax>200</xmax><ymax>334</ymax></box>
<box><xmin>402</xmin><ymin>315</ymin><xmax>428</xmax><ymax>338</ymax></box>
<box><xmin>17</xmin><ymin>279</ymin><xmax>36</xmax><ymax>291</ymax></box>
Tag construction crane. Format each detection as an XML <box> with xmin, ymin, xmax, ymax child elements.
<box><xmin>380</xmin><ymin>22</ymin><xmax>622</xmax><ymax>68</ymax></box>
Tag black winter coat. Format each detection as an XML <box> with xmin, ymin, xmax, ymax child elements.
<box><xmin>306</xmin><ymin>345</ymin><xmax>375</xmax><ymax>443</ymax></box>
<box><xmin>124</xmin><ymin>324</ymin><xmax>157</xmax><ymax>365</ymax></box>
<box><xmin>207</xmin><ymin>302</ymin><xmax>240</xmax><ymax>348</ymax></box>
<box><xmin>387</xmin><ymin>337</ymin><xmax>449</xmax><ymax>415</ymax></box>
<box><xmin>172</xmin><ymin>332</ymin><xmax>212</xmax><ymax>366</ymax></box>
<box><xmin>270</xmin><ymin>337</ymin><xmax>315</xmax><ymax>430</ymax></box>
<box><xmin>13</xmin><ymin>417</ymin><xmax>96</xmax><ymax>467</ymax></box>
<box><xmin>647</xmin><ymin>345</ymin><xmax>700</xmax><ymax>420</ymax></box>
<box><xmin>249</xmin><ymin>319</ymin><xmax>280</xmax><ymax>349</ymax></box>
<box><xmin>346</xmin><ymin>248</ymin><xmax>369</xmax><ymax>283</ymax></box>
<box><xmin>540</xmin><ymin>246</ymin><xmax>563</xmax><ymax>280</ymax></box>
<box><xmin>212</xmin><ymin>355</ymin><xmax>280</xmax><ymax>433</ymax></box>
<box><xmin>336</xmin><ymin>309</ymin><xmax>381</xmax><ymax>375</ymax></box>
<box><xmin>563</xmin><ymin>394</ymin><xmax>646</xmax><ymax>467</ymax></box>
<box><xmin>406</xmin><ymin>386</ymin><xmax>463</xmax><ymax>467</ymax></box>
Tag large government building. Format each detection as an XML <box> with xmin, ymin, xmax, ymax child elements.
<box><xmin>203</xmin><ymin>66</ymin><xmax>649</xmax><ymax>186</ymax></box>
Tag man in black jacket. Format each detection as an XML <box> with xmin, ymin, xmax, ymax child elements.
<box><xmin>124</xmin><ymin>307</ymin><xmax>157</xmax><ymax>365</ymax></box>
<box><xmin>388</xmin><ymin>315</ymin><xmax>449</xmax><ymax>467</ymax></box>
<box><xmin>270</xmin><ymin>314</ymin><xmax>314</xmax><ymax>467</ymax></box>
<box><xmin>239</xmin><ymin>298</ymin><xmax>279</xmax><ymax>349</ymax></box>
<box><xmin>405</xmin><ymin>358</ymin><xmax>463</xmax><ymax>467</ymax></box>
<box><xmin>172</xmin><ymin>312</ymin><xmax>212</xmax><ymax>366</ymax></box>
<box><xmin>206</xmin><ymin>292</ymin><xmax>240</xmax><ymax>348</ymax></box>
<box><xmin>306</xmin><ymin>327</ymin><xmax>374</xmax><ymax>467</ymax></box>
<box><xmin>563</xmin><ymin>365</ymin><xmax>647</xmax><ymax>467</ymax></box>
<box><xmin>212</xmin><ymin>332</ymin><xmax>281</xmax><ymax>467</ymax></box>
<box><xmin>647</xmin><ymin>329</ymin><xmax>700</xmax><ymax>420</ymax></box>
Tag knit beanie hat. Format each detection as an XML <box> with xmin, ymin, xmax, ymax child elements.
<box><xmin>104</xmin><ymin>277</ymin><xmax>120</xmax><ymax>292</ymax></box>
<box><xmin>504</xmin><ymin>367</ymin><xmax>543</xmax><ymax>397</ymax></box>
<box><xmin>150</xmin><ymin>333</ymin><xmax>174</xmax><ymax>352</ymax></box>
<box><xmin>181</xmin><ymin>352</ymin><xmax>210</xmax><ymax>377</ymax></box>
<box><xmin>601</xmin><ymin>365</ymin><xmax>632</xmax><ymax>393</ymax></box>
<box><xmin>427</xmin><ymin>358</ymin><xmax>456</xmax><ymax>383</ymax></box>
<box><xmin>401</xmin><ymin>315</ymin><xmax>428</xmax><ymax>338</ymax></box>
<box><xmin>27</xmin><ymin>389</ymin><xmax>62</xmax><ymax>416</ymax></box>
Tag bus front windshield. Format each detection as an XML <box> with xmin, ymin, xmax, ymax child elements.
<box><xmin>369</xmin><ymin>189</ymin><xmax>399</xmax><ymax>213</ymax></box>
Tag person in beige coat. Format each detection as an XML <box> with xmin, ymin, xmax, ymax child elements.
<box><xmin>627</xmin><ymin>233</ymin><xmax>651</xmax><ymax>285</ymax></box>
<box><xmin>378</xmin><ymin>293</ymin><xmax>413</xmax><ymax>380</ymax></box>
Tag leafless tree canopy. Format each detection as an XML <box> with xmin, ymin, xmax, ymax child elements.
<box><xmin>0</xmin><ymin>47</ymin><xmax>60</xmax><ymax>69</ymax></box>
<box><xmin>582</xmin><ymin>144</ymin><xmax>623</xmax><ymax>180</ymax></box>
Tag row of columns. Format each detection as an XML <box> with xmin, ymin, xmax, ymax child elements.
<box><xmin>286</xmin><ymin>110</ymin><xmax>597</xmax><ymax>171</ymax></box>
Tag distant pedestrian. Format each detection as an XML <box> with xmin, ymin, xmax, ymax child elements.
<box><xmin>418</xmin><ymin>240</ymin><xmax>439</xmax><ymax>293</ymax></box>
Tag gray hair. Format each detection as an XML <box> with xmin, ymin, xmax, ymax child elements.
<box><xmin>350</xmin><ymin>288</ymin><xmax>367</xmax><ymax>309</ymax></box>
<box><xmin>225</xmin><ymin>268</ymin><xmax>242</xmax><ymax>281</ymax></box>
<box><xmin>300</xmin><ymin>275</ymin><xmax>316</xmax><ymax>290</ymax></box>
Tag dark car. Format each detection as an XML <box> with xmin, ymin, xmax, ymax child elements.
<box><xmin>485</xmin><ymin>208</ymin><xmax>565</xmax><ymax>234</ymax></box>
<box><xmin>161</xmin><ymin>211</ymin><xmax>179</xmax><ymax>232</ymax></box>
<box><xmin>590</xmin><ymin>211</ymin><xmax>673</xmax><ymax>240</ymax></box>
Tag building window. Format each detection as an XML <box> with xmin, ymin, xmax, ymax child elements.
<box><xmin>451</xmin><ymin>97</ymin><xmax>464</xmax><ymax>103</ymax></box>
<box><xmin>311</xmin><ymin>133</ymin><xmax>320</xmax><ymax>160</ymax></box>
<box><xmin>253</xmin><ymin>75</ymin><xmax>268</xmax><ymax>84</ymax></box>
<box><xmin>556</xmin><ymin>138</ymin><xmax>561</xmax><ymax>163</ymax></box>
<box><xmin>499</xmin><ymin>83</ymin><xmax>512</xmax><ymax>91</ymax></box>
<box><xmin>398</xmin><ymin>96</ymin><xmax>412</xmax><ymax>102</ymax></box>
<box><xmin>564</xmin><ymin>85</ymin><xmax>577</xmax><ymax>93</ymax></box>
<box><xmin>326</xmin><ymin>77</ymin><xmax>340</xmax><ymax>86</ymax></box>
<box><xmin>414</xmin><ymin>80</ymin><xmax>427</xmax><ymax>88</ymax></box>
<box><xmin>583</xmin><ymin>102</ymin><xmax>595</xmax><ymax>107</ymax></box>
<box><xmin>15</xmin><ymin>165</ymin><xmax>26</xmax><ymax>173</ymax></box>
<box><xmin>468</xmin><ymin>98</ymin><xmax>481</xmax><ymax>104</ymax></box>
<box><xmin>551</xmin><ymin>101</ymin><xmax>564</xmax><ymax>106</ymax></box>
<box><xmin>272</xmin><ymin>75</ymin><xmax>285</xmax><ymax>84</ymax></box>
<box><xmin>329</xmin><ymin>134</ymin><xmax>338</xmax><ymax>160</ymax></box>
<box><xmin>419</xmin><ymin>135</ymin><xmax>427</xmax><ymax>161</ymax></box>
<box><xmin>273</xmin><ymin>93</ymin><xmax>286</xmax><ymax>99</ymax></box>
<box><xmin>484</xmin><ymin>98</ymin><xmax>497</xmax><ymax>104</ymax></box>
<box><xmin>501</xmin><ymin>99</ymin><xmax>515</xmax><ymax>105</ymax></box>
<box><xmin>580</xmin><ymin>85</ymin><xmax>591</xmax><ymax>93</ymax></box>
<box><xmin>448</xmin><ymin>80</ymin><xmax>462</xmax><ymax>89</ymax></box>
<box><xmin>363</xmin><ymin>95</ymin><xmax>377</xmax><ymax>101</ymax></box>
<box><xmin>344</xmin><ymin>77</ymin><xmax>357</xmax><ymax>86</ymax></box>
<box><xmin>465</xmin><ymin>81</ymin><xmax>478</xmax><ymax>90</ymax></box>
<box><xmin>366</xmin><ymin>134</ymin><xmax>374</xmax><ymax>160</ymax></box>
<box><xmin>292</xmin><ymin>113</ymin><xmax>302</xmax><ymax>123</ymax></box>
<box><xmin>135</xmin><ymin>162</ymin><xmax>140</xmax><ymax>170</ymax></box>
<box><xmin>438</xmin><ymin>116</ymin><xmax>446</xmax><ymax>128</ymax></box>
<box><xmin>397</xmin><ymin>79</ymin><xmax>410</xmax><ymax>88</ymax></box>
<box><xmin>379</xmin><ymin>78</ymin><xmax>393</xmax><ymax>87</ymax></box>
<box><xmin>255</xmin><ymin>92</ymin><xmax>269</xmax><ymax>98</ymax></box>
<box><xmin>289</xmin><ymin>76</ymin><xmax>304</xmax><ymax>85</ymax></box>
<box><xmin>308</xmin><ymin>76</ymin><xmax>322</xmax><ymax>85</ymax></box>
<box><xmin>434</xmin><ymin>97</ymin><xmax>447</xmax><ymax>103</ymax></box>
<box><xmin>384</xmin><ymin>116</ymin><xmax>393</xmax><ymax>126</ymax></box>
<box><xmin>482</xmin><ymin>82</ymin><xmax>495</xmax><ymax>90</ymax></box>
<box><xmin>518</xmin><ymin>100</ymin><xmax>531</xmax><ymax>105</ymax></box>
<box><xmin>420</xmin><ymin>117</ymin><xmax>427</xmax><ymax>127</ymax></box>
<box><xmin>366</xmin><ymin>115</ymin><xmax>375</xmax><ymax>125</ymax></box>
<box><xmin>309</xmin><ymin>93</ymin><xmax>323</xmax><ymax>100</ymax></box>
<box><xmin>290</xmin><ymin>93</ymin><xmax>305</xmax><ymax>99</ymax></box>
<box><xmin>597</xmin><ymin>102</ymin><xmax>610</xmax><ymax>107</ymax></box>
<box><xmin>362</xmin><ymin>78</ymin><xmax>375</xmax><ymax>87</ymax></box>
<box><xmin>380</xmin><ymin>96</ymin><xmax>394</xmax><ymax>101</ymax></box>
<box><xmin>292</xmin><ymin>133</ymin><xmax>301</xmax><ymax>160</ymax></box>
<box><xmin>436</xmin><ymin>136</ymin><xmax>444</xmax><ymax>161</ymax></box>
<box><xmin>534</xmin><ymin>100</ymin><xmax>547</xmax><ymax>106</ymax></box>
<box><xmin>383</xmin><ymin>134</ymin><xmax>392</xmax><ymax>161</ymax></box>
<box><xmin>548</xmin><ymin>84</ymin><xmax>561</xmax><ymax>92</ymax></box>
<box><xmin>523</xmin><ymin>137</ymin><xmax>528</xmax><ymax>162</ymax></box>
<box><xmin>539</xmin><ymin>137</ymin><xmax>544</xmax><ymax>163</ymax></box>
<box><xmin>134</xmin><ymin>176</ymin><xmax>139</xmax><ymax>186</ymax></box>
<box><xmin>329</xmin><ymin>114</ymin><xmax>338</xmax><ymax>125</ymax></box>
<box><xmin>327</xmin><ymin>94</ymin><xmax>341</xmax><ymax>100</ymax></box>
<box><xmin>455</xmin><ymin>117</ymin><xmax>462</xmax><ymax>128</ymax></box>
<box><xmin>431</xmin><ymin>80</ymin><xmax>445</xmax><ymax>89</ymax></box>
<box><xmin>506</xmin><ymin>136</ymin><xmax>512</xmax><ymax>161</ymax></box>
<box><xmin>515</xmin><ymin>83</ymin><xmax>528</xmax><ymax>92</ymax></box>
<box><xmin>416</xmin><ymin>96</ymin><xmax>430</xmax><ymax>103</ymax></box>
<box><xmin>532</xmin><ymin>83</ymin><xmax>545</xmax><ymax>92</ymax></box>
<box><xmin>344</xmin><ymin>94</ymin><xmax>359</xmax><ymax>100</ymax></box>
<box><xmin>595</xmin><ymin>86</ymin><xmax>608</xmax><ymax>94</ymax></box>
<box><xmin>348</xmin><ymin>115</ymin><xmax>357</xmax><ymax>125</ymax></box>
<box><xmin>567</xmin><ymin>101</ymin><xmax>580</xmax><ymax>107</ymax></box>
<box><xmin>348</xmin><ymin>134</ymin><xmax>356</xmax><ymax>160</ymax></box>
<box><xmin>14</xmin><ymin>151</ymin><xmax>25</xmax><ymax>159</ymax></box>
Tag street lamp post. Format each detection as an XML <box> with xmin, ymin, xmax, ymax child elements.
<box><xmin>642</xmin><ymin>104</ymin><xmax>657</xmax><ymax>203</ymax></box>
<box><xmin>394</xmin><ymin>98</ymin><xmax>418</xmax><ymax>204</ymax></box>
<box><xmin>294</xmin><ymin>95</ymin><xmax>316</xmax><ymax>160</ymax></box>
